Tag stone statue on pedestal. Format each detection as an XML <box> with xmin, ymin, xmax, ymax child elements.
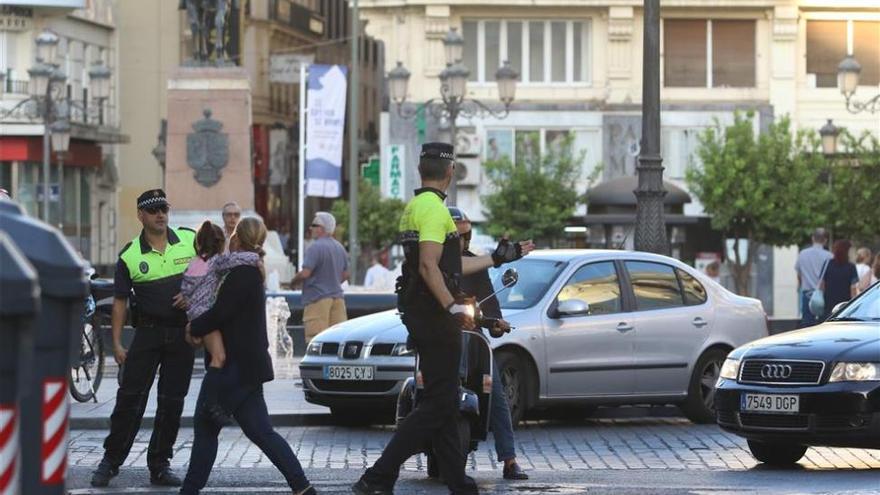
<box><xmin>179</xmin><ymin>0</ymin><xmax>239</xmax><ymax>65</ymax></box>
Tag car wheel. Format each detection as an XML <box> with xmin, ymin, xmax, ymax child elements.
<box><xmin>747</xmin><ymin>439</ymin><xmax>807</xmax><ymax>466</ymax></box>
<box><xmin>496</xmin><ymin>351</ymin><xmax>529</xmax><ymax>427</ymax></box>
<box><xmin>681</xmin><ymin>348</ymin><xmax>727</xmax><ymax>424</ymax></box>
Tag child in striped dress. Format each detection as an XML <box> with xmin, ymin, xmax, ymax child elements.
<box><xmin>182</xmin><ymin>221</ymin><xmax>260</xmax><ymax>425</ymax></box>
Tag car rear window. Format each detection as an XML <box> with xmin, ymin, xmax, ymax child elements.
<box><xmin>677</xmin><ymin>268</ymin><xmax>708</xmax><ymax>305</ymax></box>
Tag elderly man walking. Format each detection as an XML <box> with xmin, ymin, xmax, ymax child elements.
<box><xmin>292</xmin><ymin>211</ymin><xmax>349</xmax><ymax>341</ymax></box>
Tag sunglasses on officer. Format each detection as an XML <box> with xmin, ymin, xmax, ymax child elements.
<box><xmin>142</xmin><ymin>205</ymin><xmax>169</xmax><ymax>215</ymax></box>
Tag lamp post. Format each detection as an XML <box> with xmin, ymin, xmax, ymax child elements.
<box><xmin>819</xmin><ymin>119</ymin><xmax>840</xmax><ymax>156</ymax></box>
<box><xmin>837</xmin><ymin>55</ymin><xmax>879</xmax><ymax>114</ymax></box>
<box><xmin>634</xmin><ymin>0</ymin><xmax>668</xmax><ymax>254</ymax></box>
<box><xmin>388</xmin><ymin>27</ymin><xmax>518</xmax><ymax>205</ymax></box>
<box><xmin>1</xmin><ymin>29</ymin><xmax>110</xmax><ymax>224</ymax></box>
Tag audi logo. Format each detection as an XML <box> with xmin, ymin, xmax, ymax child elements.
<box><xmin>761</xmin><ymin>364</ymin><xmax>793</xmax><ymax>379</ymax></box>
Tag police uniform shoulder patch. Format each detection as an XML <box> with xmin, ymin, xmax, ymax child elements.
<box><xmin>117</xmin><ymin>241</ymin><xmax>133</xmax><ymax>258</ymax></box>
<box><xmin>139</xmin><ymin>261</ymin><xmax>149</xmax><ymax>274</ymax></box>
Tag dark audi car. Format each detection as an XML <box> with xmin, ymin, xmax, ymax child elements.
<box><xmin>715</xmin><ymin>282</ymin><xmax>880</xmax><ymax>465</ymax></box>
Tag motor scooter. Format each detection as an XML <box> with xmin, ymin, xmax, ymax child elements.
<box><xmin>395</xmin><ymin>268</ymin><xmax>519</xmax><ymax>477</ymax></box>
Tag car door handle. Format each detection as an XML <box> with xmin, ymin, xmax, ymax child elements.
<box><xmin>692</xmin><ymin>317</ymin><xmax>708</xmax><ymax>328</ymax></box>
<box><xmin>616</xmin><ymin>322</ymin><xmax>634</xmax><ymax>332</ymax></box>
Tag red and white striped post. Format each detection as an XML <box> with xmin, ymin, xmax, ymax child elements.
<box><xmin>0</xmin><ymin>406</ymin><xmax>20</xmax><ymax>495</ymax></box>
<box><xmin>40</xmin><ymin>380</ymin><xmax>68</xmax><ymax>486</ymax></box>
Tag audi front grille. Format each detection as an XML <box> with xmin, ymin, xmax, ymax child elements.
<box><xmin>739</xmin><ymin>359</ymin><xmax>825</xmax><ymax>385</ymax></box>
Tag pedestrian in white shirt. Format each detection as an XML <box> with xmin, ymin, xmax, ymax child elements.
<box><xmin>364</xmin><ymin>253</ymin><xmax>392</xmax><ymax>290</ymax></box>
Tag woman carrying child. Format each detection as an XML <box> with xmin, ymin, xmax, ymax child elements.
<box><xmin>180</xmin><ymin>217</ymin><xmax>315</xmax><ymax>495</ymax></box>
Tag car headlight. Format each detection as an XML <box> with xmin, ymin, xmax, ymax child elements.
<box><xmin>306</xmin><ymin>341</ymin><xmax>322</xmax><ymax>356</ymax></box>
<box><xmin>829</xmin><ymin>362</ymin><xmax>880</xmax><ymax>382</ymax></box>
<box><xmin>719</xmin><ymin>358</ymin><xmax>741</xmax><ymax>381</ymax></box>
<box><xmin>391</xmin><ymin>343</ymin><xmax>414</xmax><ymax>356</ymax></box>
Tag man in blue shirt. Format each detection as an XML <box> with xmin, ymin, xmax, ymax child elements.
<box><xmin>292</xmin><ymin>211</ymin><xmax>349</xmax><ymax>341</ymax></box>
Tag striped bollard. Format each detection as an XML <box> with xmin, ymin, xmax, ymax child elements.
<box><xmin>0</xmin><ymin>406</ymin><xmax>19</xmax><ymax>495</ymax></box>
<box><xmin>40</xmin><ymin>380</ymin><xmax>68</xmax><ymax>486</ymax></box>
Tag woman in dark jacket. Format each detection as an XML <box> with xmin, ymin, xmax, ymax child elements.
<box><xmin>180</xmin><ymin>217</ymin><xmax>315</xmax><ymax>495</ymax></box>
<box><xmin>820</xmin><ymin>239</ymin><xmax>859</xmax><ymax>321</ymax></box>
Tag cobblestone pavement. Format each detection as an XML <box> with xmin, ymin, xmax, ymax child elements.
<box><xmin>69</xmin><ymin>418</ymin><xmax>880</xmax><ymax>472</ymax></box>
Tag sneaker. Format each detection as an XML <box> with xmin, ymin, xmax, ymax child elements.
<box><xmin>90</xmin><ymin>460</ymin><xmax>118</xmax><ymax>487</ymax></box>
<box><xmin>351</xmin><ymin>477</ymin><xmax>393</xmax><ymax>495</ymax></box>
<box><xmin>150</xmin><ymin>467</ymin><xmax>183</xmax><ymax>486</ymax></box>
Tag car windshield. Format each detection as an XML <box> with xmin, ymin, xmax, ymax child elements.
<box><xmin>832</xmin><ymin>282</ymin><xmax>880</xmax><ymax>321</ymax></box>
<box><xmin>488</xmin><ymin>259</ymin><xmax>567</xmax><ymax>309</ymax></box>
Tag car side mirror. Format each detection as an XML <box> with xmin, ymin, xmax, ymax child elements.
<box><xmin>556</xmin><ymin>298</ymin><xmax>590</xmax><ymax>317</ymax></box>
<box><xmin>501</xmin><ymin>268</ymin><xmax>518</xmax><ymax>288</ymax></box>
<box><xmin>831</xmin><ymin>301</ymin><xmax>848</xmax><ymax>316</ymax></box>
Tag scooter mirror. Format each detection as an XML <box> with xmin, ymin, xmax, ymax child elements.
<box><xmin>501</xmin><ymin>268</ymin><xmax>518</xmax><ymax>288</ymax></box>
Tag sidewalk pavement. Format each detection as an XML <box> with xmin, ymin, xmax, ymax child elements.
<box><xmin>70</xmin><ymin>356</ymin><xmax>330</xmax><ymax>429</ymax></box>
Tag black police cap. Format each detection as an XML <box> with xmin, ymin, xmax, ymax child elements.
<box><xmin>136</xmin><ymin>189</ymin><xmax>170</xmax><ymax>209</ymax></box>
<box><xmin>420</xmin><ymin>142</ymin><xmax>455</xmax><ymax>161</ymax></box>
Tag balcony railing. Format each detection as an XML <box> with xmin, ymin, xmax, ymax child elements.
<box><xmin>3</xmin><ymin>79</ymin><xmax>30</xmax><ymax>95</ymax></box>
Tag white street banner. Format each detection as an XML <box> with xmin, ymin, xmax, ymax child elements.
<box><xmin>269</xmin><ymin>53</ymin><xmax>314</xmax><ymax>84</ymax></box>
<box><xmin>305</xmin><ymin>64</ymin><xmax>347</xmax><ymax>198</ymax></box>
<box><xmin>383</xmin><ymin>144</ymin><xmax>405</xmax><ymax>200</ymax></box>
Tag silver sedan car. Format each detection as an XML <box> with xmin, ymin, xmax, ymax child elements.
<box><xmin>299</xmin><ymin>250</ymin><xmax>768</xmax><ymax>424</ymax></box>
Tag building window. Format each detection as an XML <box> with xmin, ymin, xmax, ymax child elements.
<box><xmin>462</xmin><ymin>19</ymin><xmax>591</xmax><ymax>84</ymax></box>
<box><xmin>485</xmin><ymin>127</ymin><xmax>600</xmax><ymax>182</ymax></box>
<box><xmin>807</xmin><ymin>20</ymin><xmax>880</xmax><ymax>88</ymax></box>
<box><xmin>664</xmin><ymin>19</ymin><xmax>756</xmax><ymax>88</ymax></box>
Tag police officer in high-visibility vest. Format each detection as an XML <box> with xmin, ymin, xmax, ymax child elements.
<box><xmin>353</xmin><ymin>143</ymin><xmax>534</xmax><ymax>495</ymax></box>
<box><xmin>91</xmin><ymin>189</ymin><xmax>197</xmax><ymax>488</ymax></box>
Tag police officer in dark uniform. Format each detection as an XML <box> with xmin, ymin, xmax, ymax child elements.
<box><xmin>91</xmin><ymin>189</ymin><xmax>197</xmax><ymax>488</ymax></box>
<box><xmin>353</xmin><ymin>143</ymin><xmax>531</xmax><ymax>495</ymax></box>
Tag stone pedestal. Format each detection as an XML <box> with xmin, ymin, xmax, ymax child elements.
<box><xmin>164</xmin><ymin>67</ymin><xmax>253</xmax><ymax>213</ymax></box>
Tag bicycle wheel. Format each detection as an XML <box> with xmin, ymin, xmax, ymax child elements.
<box><xmin>69</xmin><ymin>314</ymin><xmax>105</xmax><ymax>403</ymax></box>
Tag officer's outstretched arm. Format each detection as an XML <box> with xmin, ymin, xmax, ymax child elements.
<box><xmin>461</xmin><ymin>255</ymin><xmax>495</xmax><ymax>275</ymax></box>
<box><xmin>419</xmin><ymin>240</ymin><xmax>455</xmax><ymax>309</ymax></box>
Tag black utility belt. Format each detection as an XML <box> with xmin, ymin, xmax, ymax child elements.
<box><xmin>137</xmin><ymin>316</ymin><xmax>186</xmax><ymax>329</ymax></box>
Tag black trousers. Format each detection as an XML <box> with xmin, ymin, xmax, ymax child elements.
<box><xmin>102</xmin><ymin>325</ymin><xmax>195</xmax><ymax>472</ymax></box>
<box><xmin>363</xmin><ymin>310</ymin><xmax>478</xmax><ymax>494</ymax></box>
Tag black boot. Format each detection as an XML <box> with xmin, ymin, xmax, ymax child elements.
<box><xmin>150</xmin><ymin>466</ymin><xmax>183</xmax><ymax>486</ymax></box>
<box><xmin>351</xmin><ymin>477</ymin><xmax>393</xmax><ymax>495</ymax></box>
<box><xmin>90</xmin><ymin>459</ymin><xmax>119</xmax><ymax>487</ymax></box>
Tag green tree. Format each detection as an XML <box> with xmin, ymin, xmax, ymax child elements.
<box><xmin>826</xmin><ymin>130</ymin><xmax>880</xmax><ymax>244</ymax></box>
<box><xmin>686</xmin><ymin>112</ymin><xmax>830</xmax><ymax>295</ymax></box>
<box><xmin>331</xmin><ymin>180</ymin><xmax>405</xmax><ymax>256</ymax></box>
<box><xmin>483</xmin><ymin>132</ymin><xmax>591</xmax><ymax>244</ymax></box>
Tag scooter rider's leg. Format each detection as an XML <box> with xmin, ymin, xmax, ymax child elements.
<box><xmin>490</xmin><ymin>360</ymin><xmax>528</xmax><ymax>480</ymax></box>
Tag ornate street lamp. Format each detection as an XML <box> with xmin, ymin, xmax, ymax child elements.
<box><xmin>442</xmin><ymin>28</ymin><xmax>464</xmax><ymax>65</ymax></box>
<box><xmin>440</xmin><ymin>62</ymin><xmax>469</xmax><ymax>99</ymax></box>
<box><xmin>34</xmin><ymin>29</ymin><xmax>59</xmax><ymax>64</ymax></box>
<box><xmin>88</xmin><ymin>60</ymin><xmax>112</xmax><ymax>100</ymax></box>
<box><xmin>3</xmin><ymin>31</ymin><xmax>112</xmax><ymax>223</ymax></box>
<box><xmin>837</xmin><ymin>55</ymin><xmax>879</xmax><ymax>114</ymax></box>
<box><xmin>495</xmin><ymin>61</ymin><xmax>518</xmax><ymax>105</ymax></box>
<box><xmin>819</xmin><ymin>119</ymin><xmax>840</xmax><ymax>156</ymax></box>
<box><xmin>50</xmin><ymin>119</ymin><xmax>71</xmax><ymax>154</ymax></box>
<box><xmin>387</xmin><ymin>61</ymin><xmax>410</xmax><ymax>105</ymax></box>
<box><xmin>27</xmin><ymin>61</ymin><xmax>53</xmax><ymax>98</ymax></box>
<box><xmin>389</xmin><ymin>28</ymin><xmax>517</xmax><ymax>203</ymax></box>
